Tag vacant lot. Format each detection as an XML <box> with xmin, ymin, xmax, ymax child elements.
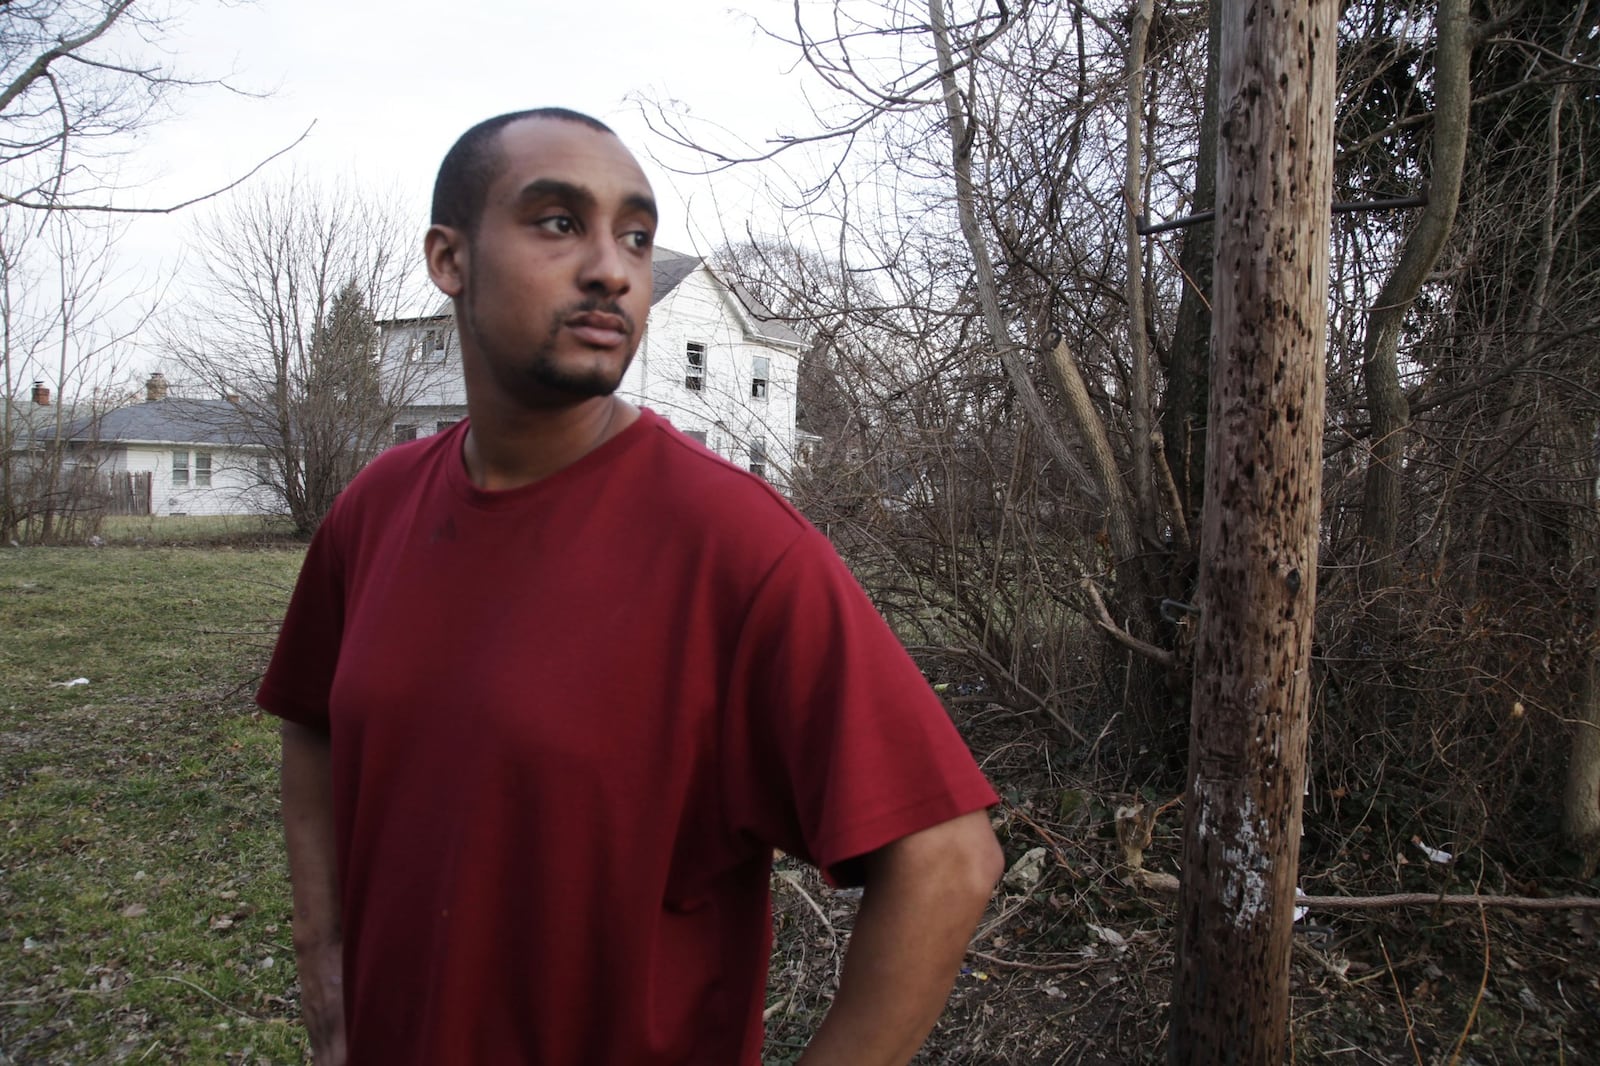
<box><xmin>2</xmin><ymin>544</ymin><xmax>306</xmax><ymax>1063</ymax></box>
<box><xmin>4</xmin><ymin>543</ymin><xmax>1597</xmax><ymax>1064</ymax></box>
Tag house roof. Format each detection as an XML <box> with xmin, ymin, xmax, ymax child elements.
<box><xmin>652</xmin><ymin>248</ymin><xmax>702</xmax><ymax>304</ymax></box>
<box><xmin>36</xmin><ymin>397</ymin><xmax>266</xmax><ymax>447</ymax></box>
<box><xmin>4</xmin><ymin>398</ymin><xmax>84</xmax><ymax>446</ymax></box>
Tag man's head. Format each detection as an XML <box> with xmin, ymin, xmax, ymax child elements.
<box><xmin>431</xmin><ymin>108</ymin><xmax>615</xmax><ymax>237</ymax></box>
<box><xmin>425</xmin><ymin>110</ymin><xmax>657</xmax><ymax>409</ymax></box>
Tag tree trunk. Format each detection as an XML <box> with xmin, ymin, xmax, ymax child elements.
<box><xmin>1566</xmin><ymin>437</ymin><xmax>1600</xmax><ymax>878</ymax></box>
<box><xmin>927</xmin><ymin>0</ymin><xmax>1106</xmax><ymax>520</ymax></box>
<box><xmin>1125</xmin><ymin>0</ymin><xmax>1157</xmax><ymax>546</ymax></box>
<box><xmin>1357</xmin><ymin>0</ymin><xmax>1472</xmax><ymax>589</ymax></box>
<box><xmin>1162</xmin><ymin>0</ymin><xmax>1223</xmax><ymax>529</ymax></box>
<box><xmin>1168</xmin><ymin>0</ymin><xmax>1337</xmax><ymax>1059</ymax></box>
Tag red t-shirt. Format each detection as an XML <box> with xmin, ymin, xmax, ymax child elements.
<box><xmin>257</xmin><ymin>410</ymin><xmax>997</xmax><ymax>1065</ymax></box>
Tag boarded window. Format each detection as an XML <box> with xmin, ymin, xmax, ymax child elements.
<box><xmin>751</xmin><ymin>356</ymin><xmax>769</xmax><ymax>400</ymax></box>
<box><xmin>685</xmin><ymin>341</ymin><xmax>706</xmax><ymax>391</ymax></box>
<box><xmin>172</xmin><ymin>450</ymin><xmax>189</xmax><ymax>487</ymax></box>
<box><xmin>194</xmin><ymin>452</ymin><xmax>213</xmax><ymax>488</ymax></box>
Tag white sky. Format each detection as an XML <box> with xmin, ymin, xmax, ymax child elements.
<box><xmin>111</xmin><ymin>0</ymin><xmax>827</xmax><ymax>349</ymax></box>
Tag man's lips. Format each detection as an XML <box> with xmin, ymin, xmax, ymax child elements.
<box><xmin>565</xmin><ymin>312</ymin><xmax>630</xmax><ymax>347</ymax></box>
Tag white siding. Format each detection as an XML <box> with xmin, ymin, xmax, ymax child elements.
<box><xmin>623</xmin><ymin>269</ymin><xmax>801</xmax><ymax>486</ymax></box>
<box><xmin>141</xmin><ymin>444</ymin><xmax>280</xmax><ymax>517</ymax></box>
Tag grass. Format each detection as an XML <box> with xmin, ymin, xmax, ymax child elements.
<box><xmin>96</xmin><ymin>515</ymin><xmax>299</xmax><ymax>547</ymax></box>
<box><xmin>1</xmin><ymin>545</ymin><xmax>307</xmax><ymax>1063</ymax></box>
<box><xmin>5</xmin><ymin>544</ymin><xmax>1597</xmax><ymax>1064</ymax></box>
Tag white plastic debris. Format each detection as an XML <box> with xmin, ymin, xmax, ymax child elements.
<box><xmin>1293</xmin><ymin>887</ymin><xmax>1309</xmax><ymax>923</ymax></box>
<box><xmin>1412</xmin><ymin>837</ymin><xmax>1454</xmax><ymax>864</ymax></box>
<box><xmin>1087</xmin><ymin>923</ymin><xmax>1128</xmax><ymax>951</ymax></box>
<box><xmin>1002</xmin><ymin>846</ymin><xmax>1048</xmax><ymax>892</ymax></box>
<box><xmin>50</xmin><ymin>677</ymin><xmax>90</xmax><ymax>688</ymax></box>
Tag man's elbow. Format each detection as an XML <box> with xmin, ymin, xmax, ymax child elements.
<box><xmin>962</xmin><ymin>814</ymin><xmax>1006</xmax><ymax>903</ymax></box>
<box><xmin>879</xmin><ymin>809</ymin><xmax>1004</xmax><ymax>905</ymax></box>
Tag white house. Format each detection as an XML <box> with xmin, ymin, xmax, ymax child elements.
<box><xmin>35</xmin><ymin>373</ymin><xmax>280</xmax><ymax>517</ymax></box>
<box><xmin>380</xmin><ymin>248</ymin><xmax>807</xmax><ymax>484</ymax></box>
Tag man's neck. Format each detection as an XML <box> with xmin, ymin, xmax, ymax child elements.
<box><xmin>461</xmin><ymin>396</ymin><xmax>640</xmax><ymax>492</ymax></box>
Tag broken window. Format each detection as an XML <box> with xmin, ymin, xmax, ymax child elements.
<box><xmin>751</xmin><ymin>356</ymin><xmax>769</xmax><ymax>400</ymax></box>
<box><xmin>685</xmin><ymin>341</ymin><xmax>706</xmax><ymax>391</ymax></box>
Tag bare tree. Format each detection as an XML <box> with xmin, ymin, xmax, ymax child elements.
<box><xmin>1354</xmin><ymin>0</ymin><xmax>1472</xmax><ymax>590</ymax></box>
<box><xmin>0</xmin><ymin>0</ymin><xmax>301</xmax><ymax>215</ymax></box>
<box><xmin>1</xmin><ymin>208</ymin><xmax>146</xmax><ymax>542</ymax></box>
<box><xmin>165</xmin><ymin>178</ymin><xmax>438</xmax><ymax>533</ymax></box>
<box><xmin>1167</xmin><ymin>0</ymin><xmax>1337</xmax><ymax>1058</ymax></box>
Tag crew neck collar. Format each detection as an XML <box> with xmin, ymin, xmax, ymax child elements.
<box><xmin>445</xmin><ymin>408</ymin><xmax>660</xmax><ymax>510</ymax></box>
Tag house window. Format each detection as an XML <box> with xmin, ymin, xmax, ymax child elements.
<box><xmin>685</xmin><ymin>430</ymin><xmax>708</xmax><ymax>446</ymax></box>
<box><xmin>421</xmin><ymin>330</ymin><xmax>447</xmax><ymax>359</ymax></box>
<box><xmin>751</xmin><ymin>356</ymin><xmax>770</xmax><ymax>400</ymax></box>
<box><xmin>748</xmin><ymin>437</ymin><xmax>767</xmax><ymax>479</ymax></box>
<box><xmin>685</xmin><ymin>341</ymin><xmax>706</xmax><ymax>391</ymax></box>
<box><xmin>435</xmin><ymin>420</ymin><xmax>456</xmax><ymax>434</ymax></box>
<box><xmin>394</xmin><ymin>424</ymin><xmax>417</xmax><ymax>444</ymax></box>
<box><xmin>172</xmin><ymin>450</ymin><xmax>189</xmax><ymax>487</ymax></box>
<box><xmin>256</xmin><ymin>456</ymin><xmax>271</xmax><ymax>481</ymax></box>
<box><xmin>194</xmin><ymin>452</ymin><xmax>213</xmax><ymax>488</ymax></box>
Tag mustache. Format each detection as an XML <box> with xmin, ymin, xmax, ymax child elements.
<box><xmin>560</xmin><ymin>298</ymin><xmax>636</xmax><ymax>336</ymax></box>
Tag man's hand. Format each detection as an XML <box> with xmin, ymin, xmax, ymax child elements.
<box><xmin>799</xmin><ymin>809</ymin><xmax>1003</xmax><ymax>1066</ymax></box>
<box><xmin>281</xmin><ymin>720</ymin><xmax>346</xmax><ymax>1065</ymax></box>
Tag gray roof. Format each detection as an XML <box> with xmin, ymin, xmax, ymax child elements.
<box><xmin>726</xmin><ymin>280</ymin><xmax>807</xmax><ymax>347</ymax></box>
<box><xmin>37</xmin><ymin>397</ymin><xmax>266</xmax><ymax>447</ymax></box>
<box><xmin>652</xmin><ymin>248</ymin><xmax>702</xmax><ymax>305</ymax></box>
<box><xmin>5</xmin><ymin>399</ymin><xmax>86</xmax><ymax>445</ymax></box>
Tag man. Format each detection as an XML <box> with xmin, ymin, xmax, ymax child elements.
<box><xmin>258</xmin><ymin>107</ymin><xmax>1003</xmax><ymax>1066</ymax></box>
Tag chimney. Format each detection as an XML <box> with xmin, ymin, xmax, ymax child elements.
<box><xmin>146</xmin><ymin>372</ymin><xmax>168</xmax><ymax>402</ymax></box>
<box><xmin>31</xmin><ymin>380</ymin><xmax>50</xmax><ymax>406</ymax></box>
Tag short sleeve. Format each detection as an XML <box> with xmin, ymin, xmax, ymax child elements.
<box><xmin>722</xmin><ymin>531</ymin><xmax>997</xmax><ymax>886</ymax></box>
<box><xmin>255</xmin><ymin>509</ymin><xmax>348</xmax><ymax>730</ymax></box>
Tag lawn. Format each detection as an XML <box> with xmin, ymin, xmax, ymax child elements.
<box><xmin>1</xmin><ymin>544</ymin><xmax>307</xmax><ymax>1063</ymax></box>
<box><xmin>5</xmin><ymin>544</ymin><xmax>1596</xmax><ymax>1064</ymax></box>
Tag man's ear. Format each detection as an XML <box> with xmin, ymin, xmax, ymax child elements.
<box><xmin>425</xmin><ymin>224</ymin><xmax>467</xmax><ymax>298</ymax></box>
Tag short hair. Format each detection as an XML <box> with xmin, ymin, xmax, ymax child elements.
<box><xmin>431</xmin><ymin>108</ymin><xmax>615</xmax><ymax>233</ymax></box>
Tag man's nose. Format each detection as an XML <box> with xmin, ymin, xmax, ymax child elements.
<box><xmin>577</xmin><ymin>236</ymin><xmax>630</xmax><ymax>295</ymax></box>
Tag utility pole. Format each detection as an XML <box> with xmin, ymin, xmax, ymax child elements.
<box><xmin>1168</xmin><ymin>0</ymin><xmax>1338</xmax><ymax>1060</ymax></box>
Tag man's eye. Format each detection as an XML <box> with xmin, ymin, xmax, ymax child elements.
<box><xmin>536</xmin><ymin>216</ymin><xmax>576</xmax><ymax>234</ymax></box>
<box><xmin>623</xmin><ymin>230</ymin><xmax>653</xmax><ymax>250</ymax></box>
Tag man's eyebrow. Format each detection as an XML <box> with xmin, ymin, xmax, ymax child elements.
<box><xmin>623</xmin><ymin>193</ymin><xmax>659</xmax><ymax>226</ymax></box>
<box><xmin>513</xmin><ymin>180</ymin><xmax>658</xmax><ymax>226</ymax></box>
<box><xmin>513</xmin><ymin>179</ymin><xmax>596</xmax><ymax>211</ymax></box>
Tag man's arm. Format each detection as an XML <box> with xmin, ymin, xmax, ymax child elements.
<box><xmin>281</xmin><ymin>719</ymin><xmax>347</xmax><ymax>1066</ymax></box>
<box><xmin>799</xmin><ymin>810</ymin><xmax>1004</xmax><ymax>1066</ymax></box>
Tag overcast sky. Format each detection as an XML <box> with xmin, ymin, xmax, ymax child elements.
<box><xmin>114</xmin><ymin>0</ymin><xmax>827</xmax><ymax>332</ymax></box>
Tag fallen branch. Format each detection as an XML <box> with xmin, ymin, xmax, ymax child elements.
<box><xmin>1080</xmin><ymin>578</ymin><xmax>1174</xmax><ymax>667</ymax></box>
<box><xmin>1131</xmin><ymin>869</ymin><xmax>1600</xmax><ymax>910</ymax></box>
<box><xmin>965</xmin><ymin>947</ymin><xmax>1097</xmax><ymax>974</ymax></box>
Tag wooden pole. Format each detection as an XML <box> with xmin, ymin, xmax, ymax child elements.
<box><xmin>1167</xmin><ymin>0</ymin><xmax>1338</xmax><ymax>1060</ymax></box>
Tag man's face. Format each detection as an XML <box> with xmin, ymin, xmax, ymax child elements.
<box><xmin>432</xmin><ymin>119</ymin><xmax>657</xmax><ymax>408</ymax></box>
